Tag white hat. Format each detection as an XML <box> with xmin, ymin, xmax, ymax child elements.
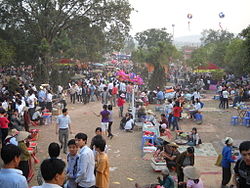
<box><xmin>168</xmin><ymin>142</ymin><xmax>179</xmax><ymax>148</ymax></box>
<box><xmin>140</xmin><ymin>92</ymin><xmax>146</xmax><ymax>97</ymax></box>
<box><xmin>147</xmin><ymin>109</ymin><xmax>154</xmax><ymax>115</ymax></box>
<box><xmin>120</xmin><ymin>93</ymin><xmax>125</xmax><ymax>98</ymax></box>
<box><xmin>10</xmin><ymin>129</ymin><xmax>19</xmax><ymax>136</ymax></box>
<box><xmin>161</xmin><ymin>168</ymin><xmax>170</xmax><ymax>176</ymax></box>
<box><xmin>138</xmin><ymin>99</ymin><xmax>144</xmax><ymax>103</ymax></box>
<box><xmin>16</xmin><ymin>131</ymin><xmax>30</xmax><ymax>142</ymax></box>
<box><xmin>159</xmin><ymin>136</ymin><xmax>171</xmax><ymax>142</ymax></box>
<box><xmin>161</xmin><ymin>123</ymin><xmax>167</xmax><ymax>129</ymax></box>
<box><xmin>35</xmin><ymin>106</ymin><xmax>42</xmax><ymax>111</ymax></box>
<box><xmin>224</xmin><ymin>137</ymin><xmax>234</xmax><ymax>145</ymax></box>
<box><xmin>183</xmin><ymin>166</ymin><xmax>201</xmax><ymax>179</ymax></box>
<box><xmin>40</xmin><ymin>86</ymin><xmax>43</xmax><ymax>90</ymax></box>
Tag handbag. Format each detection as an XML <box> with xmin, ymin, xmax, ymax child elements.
<box><xmin>215</xmin><ymin>154</ymin><xmax>222</xmax><ymax>167</ymax></box>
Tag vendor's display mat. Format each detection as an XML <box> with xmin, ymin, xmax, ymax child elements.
<box><xmin>177</xmin><ymin>143</ymin><xmax>218</xmax><ymax>157</ymax></box>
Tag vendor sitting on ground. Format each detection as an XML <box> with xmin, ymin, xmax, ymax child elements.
<box><xmin>136</xmin><ymin>103</ymin><xmax>147</xmax><ymax>121</ymax></box>
<box><xmin>4</xmin><ymin>128</ymin><xmax>19</xmax><ymax>146</ymax></box>
<box><xmin>124</xmin><ymin>113</ymin><xmax>134</xmax><ymax>132</ymax></box>
<box><xmin>163</xmin><ymin>142</ymin><xmax>180</xmax><ymax>172</ymax></box>
<box><xmin>146</xmin><ymin>110</ymin><xmax>157</xmax><ymax>125</ymax></box>
<box><xmin>135</xmin><ymin>168</ymin><xmax>174</xmax><ymax>188</ymax></box>
<box><xmin>159</xmin><ymin>114</ymin><xmax>168</xmax><ymax>129</ymax></box>
<box><xmin>32</xmin><ymin>106</ymin><xmax>43</xmax><ymax>126</ymax></box>
<box><xmin>187</xmin><ymin>127</ymin><xmax>201</xmax><ymax>147</ymax></box>
<box><xmin>189</xmin><ymin>99</ymin><xmax>202</xmax><ymax>119</ymax></box>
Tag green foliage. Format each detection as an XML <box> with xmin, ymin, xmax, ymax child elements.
<box><xmin>240</xmin><ymin>25</ymin><xmax>250</xmax><ymax>73</ymax></box>
<box><xmin>188</xmin><ymin>47</ymin><xmax>208</xmax><ymax>68</ymax></box>
<box><xmin>148</xmin><ymin>64</ymin><xmax>166</xmax><ymax>90</ymax></box>
<box><xmin>132</xmin><ymin>28</ymin><xmax>178</xmax><ymax>89</ymax></box>
<box><xmin>210</xmin><ymin>69</ymin><xmax>225</xmax><ymax>81</ymax></box>
<box><xmin>0</xmin><ymin>38</ymin><xmax>15</xmax><ymax>65</ymax></box>
<box><xmin>50</xmin><ymin>67</ymin><xmax>61</xmax><ymax>90</ymax></box>
<box><xmin>7</xmin><ymin>77</ymin><xmax>19</xmax><ymax>94</ymax></box>
<box><xmin>60</xmin><ymin>69</ymin><xmax>74</xmax><ymax>87</ymax></box>
<box><xmin>135</xmin><ymin>28</ymin><xmax>172</xmax><ymax>48</ymax></box>
<box><xmin>0</xmin><ymin>0</ymin><xmax>133</xmax><ymax>64</ymax></box>
<box><xmin>121</xmin><ymin>36</ymin><xmax>135</xmax><ymax>54</ymax></box>
<box><xmin>201</xmin><ymin>29</ymin><xmax>234</xmax><ymax>46</ymax></box>
<box><xmin>34</xmin><ymin>63</ymin><xmax>49</xmax><ymax>86</ymax></box>
<box><xmin>224</xmin><ymin>38</ymin><xmax>246</xmax><ymax>75</ymax></box>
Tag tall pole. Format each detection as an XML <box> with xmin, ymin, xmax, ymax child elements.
<box><xmin>172</xmin><ymin>24</ymin><xmax>175</xmax><ymax>40</ymax></box>
<box><xmin>131</xmin><ymin>85</ymin><xmax>135</xmax><ymax>119</ymax></box>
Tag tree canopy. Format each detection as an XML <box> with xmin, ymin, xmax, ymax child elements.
<box><xmin>0</xmin><ymin>0</ymin><xmax>133</xmax><ymax>65</ymax></box>
<box><xmin>135</xmin><ymin>28</ymin><xmax>172</xmax><ymax>49</ymax></box>
<box><xmin>188</xmin><ymin>27</ymin><xmax>250</xmax><ymax>75</ymax></box>
<box><xmin>132</xmin><ymin>28</ymin><xmax>179</xmax><ymax>89</ymax></box>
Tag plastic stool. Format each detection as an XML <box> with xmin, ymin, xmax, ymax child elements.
<box><xmin>231</xmin><ymin>116</ymin><xmax>239</xmax><ymax>126</ymax></box>
<box><xmin>194</xmin><ymin>113</ymin><xmax>203</xmax><ymax>121</ymax></box>
<box><xmin>43</xmin><ymin>115</ymin><xmax>52</xmax><ymax>125</ymax></box>
<box><xmin>141</xmin><ymin>136</ymin><xmax>155</xmax><ymax>149</ymax></box>
<box><xmin>242</xmin><ymin>117</ymin><xmax>250</xmax><ymax>127</ymax></box>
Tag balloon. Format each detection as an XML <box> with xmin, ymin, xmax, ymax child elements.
<box><xmin>219</xmin><ymin>12</ymin><xmax>225</xmax><ymax>18</ymax></box>
<box><xmin>187</xmin><ymin>13</ymin><xmax>192</xmax><ymax>19</ymax></box>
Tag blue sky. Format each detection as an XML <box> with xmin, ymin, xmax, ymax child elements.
<box><xmin>129</xmin><ymin>0</ymin><xmax>250</xmax><ymax>37</ymax></box>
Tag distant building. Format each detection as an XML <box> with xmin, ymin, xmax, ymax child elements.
<box><xmin>181</xmin><ymin>46</ymin><xmax>198</xmax><ymax>61</ymax></box>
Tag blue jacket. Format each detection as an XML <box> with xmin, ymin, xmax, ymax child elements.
<box><xmin>221</xmin><ymin>146</ymin><xmax>235</xmax><ymax>168</ymax></box>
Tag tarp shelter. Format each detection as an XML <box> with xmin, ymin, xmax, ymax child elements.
<box><xmin>194</xmin><ymin>63</ymin><xmax>221</xmax><ymax>72</ymax></box>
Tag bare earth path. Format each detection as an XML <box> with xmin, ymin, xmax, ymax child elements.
<box><xmin>30</xmin><ymin>93</ymin><xmax>250</xmax><ymax>188</ymax></box>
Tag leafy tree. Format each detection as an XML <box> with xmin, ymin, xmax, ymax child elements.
<box><xmin>187</xmin><ymin>47</ymin><xmax>208</xmax><ymax>68</ymax></box>
<box><xmin>224</xmin><ymin>38</ymin><xmax>246</xmax><ymax>74</ymax></box>
<box><xmin>50</xmin><ymin>67</ymin><xmax>61</xmax><ymax>90</ymax></box>
<box><xmin>0</xmin><ymin>0</ymin><xmax>133</xmax><ymax>64</ymax></box>
<box><xmin>7</xmin><ymin>77</ymin><xmax>19</xmax><ymax>94</ymax></box>
<box><xmin>201</xmin><ymin>29</ymin><xmax>234</xmax><ymax>46</ymax></box>
<box><xmin>121</xmin><ymin>36</ymin><xmax>135</xmax><ymax>54</ymax></box>
<box><xmin>132</xmin><ymin>27</ymin><xmax>178</xmax><ymax>90</ymax></box>
<box><xmin>135</xmin><ymin>28</ymin><xmax>172</xmax><ymax>48</ymax></box>
<box><xmin>240</xmin><ymin>25</ymin><xmax>250</xmax><ymax>73</ymax></box>
<box><xmin>149</xmin><ymin>63</ymin><xmax>166</xmax><ymax>90</ymax></box>
<box><xmin>0</xmin><ymin>38</ymin><xmax>15</xmax><ymax>65</ymax></box>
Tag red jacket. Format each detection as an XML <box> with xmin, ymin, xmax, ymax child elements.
<box><xmin>117</xmin><ymin>97</ymin><xmax>125</xmax><ymax>107</ymax></box>
<box><xmin>173</xmin><ymin>106</ymin><xmax>182</xmax><ymax>117</ymax></box>
<box><xmin>0</xmin><ymin>116</ymin><xmax>10</xmax><ymax>128</ymax></box>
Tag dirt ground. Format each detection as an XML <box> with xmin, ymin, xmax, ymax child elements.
<box><xmin>27</xmin><ymin>91</ymin><xmax>250</xmax><ymax>188</ymax></box>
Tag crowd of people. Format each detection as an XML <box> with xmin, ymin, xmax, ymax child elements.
<box><xmin>0</xmin><ymin>63</ymin><xmax>250</xmax><ymax>188</ymax></box>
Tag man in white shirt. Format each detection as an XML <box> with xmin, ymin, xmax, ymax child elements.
<box><xmin>27</xmin><ymin>90</ymin><xmax>37</xmax><ymax>119</ymax></box>
<box><xmin>46</xmin><ymin>90</ymin><xmax>53</xmax><ymax>112</ymax></box>
<box><xmin>192</xmin><ymin>89</ymin><xmax>200</xmax><ymax>101</ymax></box>
<box><xmin>222</xmin><ymin>89</ymin><xmax>229</xmax><ymax>109</ymax></box>
<box><xmin>75</xmin><ymin>133</ymin><xmax>95</xmax><ymax>188</ymax></box>
<box><xmin>32</xmin><ymin>158</ymin><xmax>66</xmax><ymax>188</ymax></box>
<box><xmin>56</xmin><ymin>108</ymin><xmax>72</xmax><ymax>154</ymax></box>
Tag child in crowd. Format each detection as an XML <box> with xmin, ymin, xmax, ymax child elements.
<box><xmin>66</xmin><ymin>139</ymin><xmax>79</xmax><ymax>188</ymax></box>
<box><xmin>0</xmin><ymin>108</ymin><xmax>10</xmax><ymax>144</ymax></box>
<box><xmin>107</xmin><ymin>105</ymin><xmax>114</xmax><ymax>139</ymax></box>
<box><xmin>48</xmin><ymin>142</ymin><xmax>61</xmax><ymax>158</ymax></box>
<box><xmin>94</xmin><ymin>138</ymin><xmax>110</xmax><ymax>188</ymax></box>
<box><xmin>117</xmin><ymin>93</ymin><xmax>126</xmax><ymax>117</ymax></box>
<box><xmin>124</xmin><ymin>113</ymin><xmax>134</xmax><ymax>132</ymax></box>
<box><xmin>37</xmin><ymin>142</ymin><xmax>61</xmax><ymax>185</ymax></box>
<box><xmin>187</xmin><ymin>127</ymin><xmax>201</xmax><ymax>147</ymax></box>
<box><xmin>17</xmin><ymin>131</ymin><xmax>31</xmax><ymax>179</ymax></box>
